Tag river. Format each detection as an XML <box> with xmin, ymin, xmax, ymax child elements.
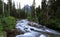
<box><xmin>15</xmin><ymin>19</ymin><xmax>60</xmax><ymax>37</ymax></box>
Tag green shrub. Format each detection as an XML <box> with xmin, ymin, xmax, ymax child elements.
<box><xmin>4</xmin><ymin>16</ymin><xmax>16</xmax><ymax>29</ymax></box>
<box><xmin>0</xmin><ymin>16</ymin><xmax>16</xmax><ymax>31</ymax></box>
<box><xmin>40</xmin><ymin>18</ymin><xmax>60</xmax><ymax>31</ymax></box>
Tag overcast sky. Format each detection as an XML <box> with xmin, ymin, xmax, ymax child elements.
<box><xmin>4</xmin><ymin>0</ymin><xmax>42</xmax><ymax>9</ymax></box>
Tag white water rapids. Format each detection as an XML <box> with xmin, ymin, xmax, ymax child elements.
<box><xmin>15</xmin><ymin>19</ymin><xmax>60</xmax><ymax>37</ymax></box>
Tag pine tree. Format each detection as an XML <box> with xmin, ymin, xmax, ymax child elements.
<box><xmin>36</xmin><ymin>5</ymin><xmax>41</xmax><ymax>24</ymax></box>
<box><xmin>7</xmin><ymin>0</ymin><xmax>12</xmax><ymax>16</ymax></box>
<box><xmin>2</xmin><ymin>0</ymin><xmax>5</xmax><ymax>17</ymax></box>
<box><xmin>31</xmin><ymin>0</ymin><xmax>35</xmax><ymax>21</ymax></box>
<box><xmin>48</xmin><ymin>0</ymin><xmax>57</xmax><ymax>18</ymax></box>
<box><xmin>11</xmin><ymin>1</ymin><xmax>17</xmax><ymax>17</ymax></box>
<box><xmin>18</xmin><ymin>3</ymin><xmax>21</xmax><ymax>18</ymax></box>
<box><xmin>41</xmin><ymin>0</ymin><xmax>48</xmax><ymax>25</ymax></box>
<box><xmin>0</xmin><ymin>0</ymin><xmax>2</xmax><ymax>15</ymax></box>
<box><xmin>41</xmin><ymin>0</ymin><xmax>47</xmax><ymax>19</ymax></box>
<box><xmin>41</xmin><ymin>0</ymin><xmax>46</xmax><ymax>10</ymax></box>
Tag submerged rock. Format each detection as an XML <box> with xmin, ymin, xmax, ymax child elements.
<box><xmin>39</xmin><ymin>34</ymin><xmax>47</xmax><ymax>37</ymax></box>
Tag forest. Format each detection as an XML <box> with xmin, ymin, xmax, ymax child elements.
<box><xmin>0</xmin><ymin>0</ymin><xmax>60</xmax><ymax>33</ymax></box>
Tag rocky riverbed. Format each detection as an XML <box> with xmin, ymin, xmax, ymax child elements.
<box><xmin>15</xmin><ymin>19</ymin><xmax>60</xmax><ymax>37</ymax></box>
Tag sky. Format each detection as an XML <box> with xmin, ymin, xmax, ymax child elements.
<box><xmin>4</xmin><ymin>0</ymin><xmax>42</xmax><ymax>9</ymax></box>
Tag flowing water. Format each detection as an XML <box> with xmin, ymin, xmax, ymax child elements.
<box><xmin>15</xmin><ymin>19</ymin><xmax>60</xmax><ymax>37</ymax></box>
